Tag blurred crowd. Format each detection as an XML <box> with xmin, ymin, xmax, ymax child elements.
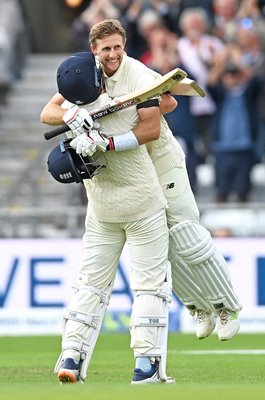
<box><xmin>67</xmin><ymin>0</ymin><xmax>265</xmax><ymax>203</ymax></box>
<box><xmin>0</xmin><ymin>0</ymin><xmax>28</xmax><ymax>104</ymax></box>
<box><xmin>1</xmin><ymin>0</ymin><xmax>265</xmax><ymax>203</ymax></box>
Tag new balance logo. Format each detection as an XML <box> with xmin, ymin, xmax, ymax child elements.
<box><xmin>166</xmin><ymin>182</ymin><xmax>175</xmax><ymax>190</ymax></box>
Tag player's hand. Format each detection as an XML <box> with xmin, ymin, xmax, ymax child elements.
<box><xmin>70</xmin><ymin>128</ymin><xmax>109</xmax><ymax>157</ymax></box>
<box><xmin>63</xmin><ymin>105</ymin><xmax>94</xmax><ymax>136</ymax></box>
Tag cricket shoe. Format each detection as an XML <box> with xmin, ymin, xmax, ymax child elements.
<box><xmin>217</xmin><ymin>309</ymin><xmax>240</xmax><ymax>341</ymax></box>
<box><xmin>131</xmin><ymin>363</ymin><xmax>175</xmax><ymax>384</ymax></box>
<box><xmin>195</xmin><ymin>310</ymin><xmax>216</xmax><ymax>340</ymax></box>
<box><xmin>57</xmin><ymin>358</ymin><xmax>81</xmax><ymax>384</ymax></box>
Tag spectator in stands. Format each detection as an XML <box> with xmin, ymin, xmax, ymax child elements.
<box><xmin>212</xmin><ymin>0</ymin><xmax>265</xmax><ymax>46</ymax></box>
<box><xmin>131</xmin><ymin>1</ymin><xmax>215</xmax><ymax>57</ymax></box>
<box><xmin>210</xmin><ymin>21</ymin><xmax>265</xmax><ymax>162</ymax></box>
<box><xmin>236</xmin><ymin>0</ymin><xmax>265</xmax><ymax>23</ymax></box>
<box><xmin>177</xmin><ymin>7</ymin><xmax>225</xmax><ymax>164</ymax></box>
<box><xmin>70</xmin><ymin>0</ymin><xmax>121</xmax><ymax>51</ymax></box>
<box><xmin>207</xmin><ymin>60</ymin><xmax>262</xmax><ymax>202</ymax></box>
<box><xmin>66</xmin><ymin>0</ymin><xmax>265</xmax><ymax>199</ymax></box>
<box><xmin>146</xmin><ymin>0</ymin><xmax>184</xmax><ymax>34</ymax></box>
<box><xmin>115</xmin><ymin>0</ymin><xmax>143</xmax><ymax>58</ymax></box>
<box><xmin>211</xmin><ymin>0</ymin><xmax>240</xmax><ymax>42</ymax></box>
<box><xmin>69</xmin><ymin>0</ymin><xmax>146</xmax><ymax>56</ymax></box>
<box><xmin>233</xmin><ymin>23</ymin><xmax>265</xmax><ymax>161</ymax></box>
<box><xmin>255</xmin><ymin>49</ymin><xmax>265</xmax><ymax>163</ymax></box>
<box><xmin>143</xmin><ymin>25</ymin><xmax>199</xmax><ymax>193</ymax></box>
<box><xmin>144</xmin><ymin>0</ymin><xmax>215</xmax><ymax>35</ymax></box>
<box><xmin>136</xmin><ymin>7</ymin><xmax>166</xmax><ymax>64</ymax></box>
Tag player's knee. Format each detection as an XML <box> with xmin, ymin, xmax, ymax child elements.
<box><xmin>169</xmin><ymin>220</ymin><xmax>215</xmax><ymax>265</ymax></box>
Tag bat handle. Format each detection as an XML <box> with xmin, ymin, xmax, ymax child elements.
<box><xmin>44</xmin><ymin>124</ymin><xmax>70</xmax><ymax>140</ymax></box>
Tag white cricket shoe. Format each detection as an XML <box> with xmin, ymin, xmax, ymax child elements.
<box><xmin>195</xmin><ymin>310</ymin><xmax>216</xmax><ymax>339</ymax></box>
<box><xmin>217</xmin><ymin>309</ymin><xmax>240</xmax><ymax>341</ymax></box>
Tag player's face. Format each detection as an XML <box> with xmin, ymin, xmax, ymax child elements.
<box><xmin>91</xmin><ymin>34</ymin><xmax>125</xmax><ymax>77</ymax></box>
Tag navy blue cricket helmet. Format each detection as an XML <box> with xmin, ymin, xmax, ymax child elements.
<box><xmin>56</xmin><ymin>52</ymin><xmax>103</xmax><ymax>105</ymax></box>
<box><xmin>47</xmin><ymin>139</ymin><xmax>106</xmax><ymax>184</ymax></box>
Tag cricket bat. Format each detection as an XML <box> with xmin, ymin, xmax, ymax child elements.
<box><xmin>43</xmin><ymin>67</ymin><xmax>187</xmax><ymax>140</ymax></box>
<box><xmin>43</xmin><ymin>67</ymin><xmax>204</xmax><ymax>140</ymax></box>
<box><xmin>170</xmin><ymin>77</ymin><xmax>206</xmax><ymax>97</ymax></box>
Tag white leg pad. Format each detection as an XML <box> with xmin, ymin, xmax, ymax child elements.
<box><xmin>169</xmin><ymin>221</ymin><xmax>242</xmax><ymax>312</ymax></box>
<box><xmin>130</xmin><ymin>266</ymin><xmax>173</xmax><ymax>382</ymax></box>
<box><xmin>169</xmin><ymin>252</ymin><xmax>214</xmax><ymax>314</ymax></box>
<box><xmin>54</xmin><ymin>281</ymin><xmax>113</xmax><ymax>381</ymax></box>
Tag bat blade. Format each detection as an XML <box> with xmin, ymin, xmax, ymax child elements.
<box><xmin>89</xmin><ymin>67</ymin><xmax>188</xmax><ymax>120</ymax></box>
<box><xmin>170</xmin><ymin>77</ymin><xmax>206</xmax><ymax>97</ymax></box>
<box><xmin>43</xmin><ymin>67</ymin><xmax>187</xmax><ymax>140</ymax></box>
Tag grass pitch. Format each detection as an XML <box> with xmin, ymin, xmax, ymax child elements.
<box><xmin>0</xmin><ymin>333</ymin><xmax>265</xmax><ymax>400</ymax></box>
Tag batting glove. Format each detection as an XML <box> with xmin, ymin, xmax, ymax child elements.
<box><xmin>63</xmin><ymin>105</ymin><xmax>94</xmax><ymax>136</ymax></box>
<box><xmin>70</xmin><ymin>128</ymin><xmax>109</xmax><ymax>157</ymax></box>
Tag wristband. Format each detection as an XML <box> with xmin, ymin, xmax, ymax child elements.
<box><xmin>107</xmin><ymin>137</ymin><xmax>115</xmax><ymax>150</ymax></box>
<box><xmin>108</xmin><ymin>131</ymin><xmax>139</xmax><ymax>152</ymax></box>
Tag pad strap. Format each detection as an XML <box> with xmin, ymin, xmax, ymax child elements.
<box><xmin>63</xmin><ymin>309</ymin><xmax>100</xmax><ymax>328</ymax></box>
<box><xmin>131</xmin><ymin>315</ymin><xmax>167</xmax><ymax>328</ymax></box>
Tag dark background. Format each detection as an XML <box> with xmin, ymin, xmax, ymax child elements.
<box><xmin>20</xmin><ymin>0</ymin><xmax>91</xmax><ymax>52</ymax></box>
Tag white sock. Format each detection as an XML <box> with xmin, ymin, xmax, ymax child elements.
<box><xmin>63</xmin><ymin>350</ymin><xmax>80</xmax><ymax>363</ymax></box>
<box><xmin>135</xmin><ymin>357</ymin><xmax>152</xmax><ymax>372</ymax></box>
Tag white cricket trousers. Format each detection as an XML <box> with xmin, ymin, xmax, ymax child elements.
<box><xmin>158</xmin><ymin>165</ymin><xmax>200</xmax><ymax>227</ymax></box>
<box><xmin>64</xmin><ymin>207</ymin><xmax>171</xmax><ymax>356</ymax></box>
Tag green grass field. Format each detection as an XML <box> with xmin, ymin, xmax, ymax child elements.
<box><xmin>0</xmin><ymin>333</ymin><xmax>265</xmax><ymax>400</ymax></box>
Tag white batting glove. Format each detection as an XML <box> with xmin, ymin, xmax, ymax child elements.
<box><xmin>70</xmin><ymin>128</ymin><xmax>109</xmax><ymax>157</ymax></box>
<box><xmin>63</xmin><ymin>105</ymin><xmax>94</xmax><ymax>136</ymax></box>
<box><xmin>70</xmin><ymin>134</ymin><xmax>97</xmax><ymax>157</ymax></box>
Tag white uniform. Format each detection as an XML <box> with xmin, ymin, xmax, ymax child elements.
<box><xmin>84</xmin><ymin>95</ymin><xmax>167</xmax><ymax>223</ymax></box>
<box><xmin>102</xmin><ymin>54</ymin><xmax>242</xmax><ymax>315</ymax></box>
<box><xmin>59</xmin><ymin>92</ymin><xmax>172</xmax><ymax>381</ymax></box>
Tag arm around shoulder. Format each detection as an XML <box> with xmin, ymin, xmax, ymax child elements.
<box><xmin>160</xmin><ymin>94</ymin><xmax>178</xmax><ymax>115</ymax></box>
<box><xmin>134</xmin><ymin>105</ymin><xmax>161</xmax><ymax>144</ymax></box>
<box><xmin>40</xmin><ymin>93</ymin><xmax>66</xmax><ymax>125</ymax></box>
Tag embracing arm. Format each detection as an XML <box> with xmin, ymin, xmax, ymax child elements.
<box><xmin>132</xmin><ymin>103</ymin><xmax>161</xmax><ymax>144</ymax></box>
<box><xmin>41</xmin><ymin>93</ymin><xmax>175</xmax><ymax>154</ymax></box>
<box><xmin>40</xmin><ymin>93</ymin><xmax>66</xmax><ymax>125</ymax></box>
<box><xmin>85</xmin><ymin>101</ymin><xmax>162</xmax><ymax>153</ymax></box>
<box><xmin>40</xmin><ymin>92</ymin><xmax>94</xmax><ymax>136</ymax></box>
<box><xmin>71</xmin><ymin>99</ymin><xmax>162</xmax><ymax>155</ymax></box>
<box><xmin>160</xmin><ymin>93</ymin><xmax>178</xmax><ymax>114</ymax></box>
<box><xmin>128</xmin><ymin>94</ymin><xmax>177</xmax><ymax>144</ymax></box>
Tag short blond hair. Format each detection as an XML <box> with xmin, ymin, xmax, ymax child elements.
<box><xmin>89</xmin><ymin>19</ymin><xmax>126</xmax><ymax>47</ymax></box>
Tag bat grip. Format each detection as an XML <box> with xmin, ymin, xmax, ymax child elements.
<box><xmin>44</xmin><ymin>124</ymin><xmax>70</xmax><ymax>140</ymax></box>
